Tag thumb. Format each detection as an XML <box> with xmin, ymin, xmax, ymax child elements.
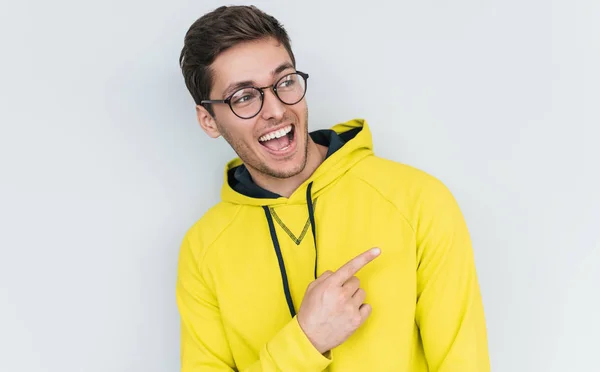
<box><xmin>314</xmin><ymin>270</ymin><xmax>333</xmax><ymax>283</ymax></box>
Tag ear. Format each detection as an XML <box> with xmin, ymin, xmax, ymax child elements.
<box><xmin>196</xmin><ymin>105</ymin><xmax>221</xmax><ymax>138</ymax></box>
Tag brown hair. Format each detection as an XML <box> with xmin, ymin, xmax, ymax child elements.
<box><xmin>179</xmin><ymin>5</ymin><xmax>296</xmax><ymax>115</ymax></box>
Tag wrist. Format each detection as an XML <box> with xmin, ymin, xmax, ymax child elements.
<box><xmin>265</xmin><ymin>316</ymin><xmax>333</xmax><ymax>371</ymax></box>
<box><xmin>297</xmin><ymin>318</ymin><xmax>328</xmax><ymax>354</ymax></box>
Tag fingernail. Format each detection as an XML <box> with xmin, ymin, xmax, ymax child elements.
<box><xmin>372</xmin><ymin>247</ymin><xmax>381</xmax><ymax>255</ymax></box>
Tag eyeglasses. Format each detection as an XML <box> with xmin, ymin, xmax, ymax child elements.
<box><xmin>201</xmin><ymin>71</ymin><xmax>309</xmax><ymax>119</ymax></box>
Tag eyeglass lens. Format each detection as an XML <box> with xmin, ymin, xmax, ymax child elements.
<box><xmin>229</xmin><ymin>73</ymin><xmax>306</xmax><ymax>118</ymax></box>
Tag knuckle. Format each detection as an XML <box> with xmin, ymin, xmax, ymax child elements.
<box><xmin>357</xmin><ymin>288</ymin><xmax>365</xmax><ymax>297</ymax></box>
<box><xmin>345</xmin><ymin>277</ymin><xmax>357</xmax><ymax>288</ymax></box>
<box><xmin>350</xmin><ymin>314</ymin><xmax>363</xmax><ymax>327</ymax></box>
<box><xmin>323</xmin><ymin>284</ymin><xmax>337</xmax><ymax>297</ymax></box>
<box><xmin>337</xmin><ymin>291</ymin><xmax>348</xmax><ymax>305</ymax></box>
<box><xmin>344</xmin><ymin>302</ymin><xmax>356</xmax><ymax>313</ymax></box>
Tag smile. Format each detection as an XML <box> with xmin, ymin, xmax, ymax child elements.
<box><xmin>258</xmin><ymin>124</ymin><xmax>296</xmax><ymax>155</ymax></box>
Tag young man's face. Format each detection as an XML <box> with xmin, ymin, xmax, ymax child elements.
<box><xmin>197</xmin><ymin>37</ymin><xmax>309</xmax><ymax>179</ymax></box>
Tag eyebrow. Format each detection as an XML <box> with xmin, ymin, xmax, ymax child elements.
<box><xmin>221</xmin><ymin>62</ymin><xmax>295</xmax><ymax>99</ymax></box>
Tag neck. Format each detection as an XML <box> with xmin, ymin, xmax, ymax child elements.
<box><xmin>248</xmin><ymin>138</ymin><xmax>328</xmax><ymax>198</ymax></box>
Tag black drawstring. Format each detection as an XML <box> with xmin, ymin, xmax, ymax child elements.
<box><xmin>263</xmin><ymin>206</ymin><xmax>296</xmax><ymax>317</ymax></box>
<box><xmin>263</xmin><ymin>182</ymin><xmax>318</xmax><ymax>318</ymax></box>
<box><xmin>306</xmin><ymin>182</ymin><xmax>318</xmax><ymax>279</ymax></box>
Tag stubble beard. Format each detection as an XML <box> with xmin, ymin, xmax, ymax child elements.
<box><xmin>216</xmin><ymin>112</ymin><xmax>310</xmax><ymax>180</ymax></box>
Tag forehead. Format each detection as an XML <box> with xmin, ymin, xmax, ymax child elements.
<box><xmin>210</xmin><ymin>37</ymin><xmax>294</xmax><ymax>94</ymax></box>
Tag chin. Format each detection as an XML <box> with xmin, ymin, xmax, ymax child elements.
<box><xmin>266</xmin><ymin>157</ymin><xmax>307</xmax><ymax>179</ymax></box>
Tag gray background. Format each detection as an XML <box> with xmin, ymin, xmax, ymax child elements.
<box><xmin>1</xmin><ymin>0</ymin><xmax>598</xmax><ymax>371</ymax></box>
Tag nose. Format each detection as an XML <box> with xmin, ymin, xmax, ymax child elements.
<box><xmin>259</xmin><ymin>88</ymin><xmax>285</xmax><ymax>121</ymax></box>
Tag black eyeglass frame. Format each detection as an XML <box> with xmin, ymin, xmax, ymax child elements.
<box><xmin>200</xmin><ymin>71</ymin><xmax>309</xmax><ymax>119</ymax></box>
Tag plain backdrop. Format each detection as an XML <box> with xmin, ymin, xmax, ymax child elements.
<box><xmin>1</xmin><ymin>0</ymin><xmax>598</xmax><ymax>371</ymax></box>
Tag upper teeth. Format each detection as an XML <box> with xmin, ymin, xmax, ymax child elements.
<box><xmin>259</xmin><ymin>125</ymin><xmax>292</xmax><ymax>142</ymax></box>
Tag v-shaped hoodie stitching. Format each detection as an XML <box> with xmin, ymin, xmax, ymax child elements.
<box><xmin>268</xmin><ymin>198</ymin><xmax>318</xmax><ymax>246</ymax></box>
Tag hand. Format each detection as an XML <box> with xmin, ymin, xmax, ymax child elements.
<box><xmin>297</xmin><ymin>247</ymin><xmax>381</xmax><ymax>354</ymax></box>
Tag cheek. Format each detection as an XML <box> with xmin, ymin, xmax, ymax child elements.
<box><xmin>215</xmin><ymin>115</ymin><xmax>251</xmax><ymax>143</ymax></box>
<box><xmin>289</xmin><ymin>102</ymin><xmax>307</xmax><ymax>121</ymax></box>
<box><xmin>229</xmin><ymin>119</ymin><xmax>260</xmax><ymax>148</ymax></box>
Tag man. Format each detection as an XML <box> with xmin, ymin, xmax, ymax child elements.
<box><xmin>176</xmin><ymin>5</ymin><xmax>490</xmax><ymax>371</ymax></box>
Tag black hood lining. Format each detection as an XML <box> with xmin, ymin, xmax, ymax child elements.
<box><xmin>227</xmin><ymin>127</ymin><xmax>361</xmax><ymax>199</ymax></box>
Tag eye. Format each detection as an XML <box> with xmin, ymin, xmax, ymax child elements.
<box><xmin>231</xmin><ymin>88</ymin><xmax>259</xmax><ymax>105</ymax></box>
<box><xmin>278</xmin><ymin>76</ymin><xmax>297</xmax><ymax>89</ymax></box>
<box><xmin>236</xmin><ymin>95</ymin><xmax>252</xmax><ymax>103</ymax></box>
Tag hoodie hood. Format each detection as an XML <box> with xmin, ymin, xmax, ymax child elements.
<box><xmin>220</xmin><ymin>118</ymin><xmax>374</xmax><ymax>206</ymax></box>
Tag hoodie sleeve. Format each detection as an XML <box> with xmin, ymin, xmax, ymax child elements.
<box><xmin>413</xmin><ymin>178</ymin><xmax>490</xmax><ymax>372</ymax></box>
<box><xmin>176</xmin><ymin>234</ymin><xmax>332</xmax><ymax>372</ymax></box>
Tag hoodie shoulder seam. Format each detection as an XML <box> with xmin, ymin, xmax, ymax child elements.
<box><xmin>194</xmin><ymin>203</ymin><xmax>244</xmax><ymax>268</ymax></box>
<box><xmin>350</xmin><ymin>174</ymin><xmax>417</xmax><ymax>235</ymax></box>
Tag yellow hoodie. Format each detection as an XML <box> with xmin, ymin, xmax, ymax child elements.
<box><xmin>176</xmin><ymin>119</ymin><xmax>490</xmax><ymax>371</ymax></box>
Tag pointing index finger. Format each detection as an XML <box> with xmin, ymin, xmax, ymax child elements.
<box><xmin>331</xmin><ymin>247</ymin><xmax>381</xmax><ymax>285</ymax></box>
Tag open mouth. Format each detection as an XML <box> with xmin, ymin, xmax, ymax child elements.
<box><xmin>258</xmin><ymin>124</ymin><xmax>296</xmax><ymax>154</ymax></box>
